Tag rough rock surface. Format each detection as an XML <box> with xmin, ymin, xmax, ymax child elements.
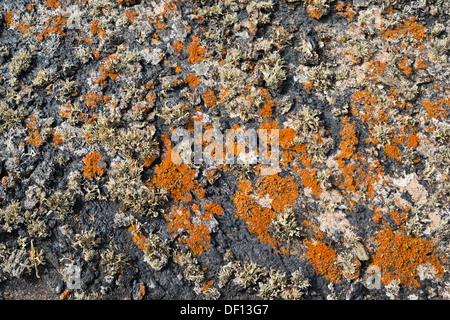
<box><xmin>0</xmin><ymin>0</ymin><xmax>449</xmax><ymax>300</ymax></box>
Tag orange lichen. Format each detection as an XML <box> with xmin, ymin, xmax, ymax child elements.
<box><xmin>202</xmin><ymin>202</ymin><xmax>223</xmax><ymax>221</ymax></box>
<box><xmin>166</xmin><ymin>203</ymin><xmax>221</xmax><ymax>255</ymax></box>
<box><xmin>117</xmin><ymin>0</ymin><xmax>136</xmax><ymax>5</ymax></box>
<box><xmin>387</xmin><ymin>211</ymin><xmax>408</xmax><ymax>226</ymax></box>
<box><xmin>336</xmin><ymin>2</ymin><xmax>356</xmax><ymax>20</ymax></box>
<box><xmin>307</xmin><ymin>7</ymin><xmax>322</xmax><ymax>19</ymax></box>
<box><xmin>51</xmin><ymin>131</ymin><xmax>64</xmax><ymax>147</ymax></box>
<box><xmin>184</xmin><ymin>73</ymin><xmax>200</xmax><ymax>89</ymax></box>
<box><xmin>16</xmin><ymin>20</ymin><xmax>34</xmax><ymax>35</ymax></box>
<box><xmin>233</xmin><ymin>175</ymin><xmax>298</xmax><ymax>250</ymax></box>
<box><xmin>365</xmin><ymin>60</ymin><xmax>387</xmax><ymax>81</ymax></box>
<box><xmin>37</xmin><ymin>15</ymin><xmax>68</xmax><ymax>41</ymax></box>
<box><xmin>299</xmin><ymin>169</ymin><xmax>322</xmax><ymax>198</ymax></box>
<box><xmin>124</xmin><ymin>10</ymin><xmax>138</xmax><ymax>23</ymax></box>
<box><xmin>25</xmin><ymin>115</ymin><xmax>45</xmax><ymax>148</ymax></box>
<box><xmin>90</xmin><ymin>19</ymin><xmax>106</xmax><ymax>37</ymax></box>
<box><xmin>398</xmin><ymin>57</ymin><xmax>413</xmax><ymax>77</ymax></box>
<box><xmin>304</xmin><ymin>239</ymin><xmax>342</xmax><ymax>283</ymax></box>
<box><xmin>415</xmin><ymin>58</ymin><xmax>427</xmax><ymax>70</ymax></box>
<box><xmin>59</xmin><ymin>290</ymin><xmax>70</xmax><ymax>300</ymax></box>
<box><xmin>381</xmin><ymin>17</ymin><xmax>426</xmax><ymax>43</ymax></box>
<box><xmin>82</xmin><ymin>151</ymin><xmax>105</xmax><ymax>180</ymax></box>
<box><xmin>4</xmin><ymin>11</ymin><xmax>14</xmax><ymax>28</ymax></box>
<box><xmin>44</xmin><ymin>0</ymin><xmax>61</xmax><ymax>9</ymax></box>
<box><xmin>95</xmin><ymin>54</ymin><xmax>120</xmax><ymax>85</ymax></box>
<box><xmin>84</xmin><ymin>93</ymin><xmax>111</xmax><ymax>109</ymax></box>
<box><xmin>233</xmin><ymin>180</ymin><xmax>279</xmax><ymax>248</ymax></box>
<box><xmin>406</xmin><ymin>133</ymin><xmax>420</xmax><ymax>149</ymax></box>
<box><xmin>423</xmin><ymin>98</ymin><xmax>448</xmax><ymax>119</ymax></box>
<box><xmin>351</xmin><ymin>91</ymin><xmax>377</xmax><ymax>123</ymax></box>
<box><xmin>153</xmin><ymin>16</ymin><xmax>168</xmax><ymax>30</ymax></box>
<box><xmin>336</xmin><ymin>121</ymin><xmax>358</xmax><ymax>167</ymax></box>
<box><xmin>256</xmin><ymin>174</ymin><xmax>299</xmax><ymax>212</ymax></box>
<box><xmin>186</xmin><ymin>36</ymin><xmax>206</xmax><ymax>64</ymax></box>
<box><xmin>129</xmin><ymin>224</ymin><xmax>148</xmax><ymax>251</ymax></box>
<box><xmin>152</xmin><ymin>136</ymin><xmax>205</xmax><ymax>203</ymax></box>
<box><xmin>202</xmin><ymin>88</ymin><xmax>217</xmax><ymax>108</ymax></box>
<box><xmin>257</xmin><ymin>88</ymin><xmax>275</xmax><ymax>118</ymax></box>
<box><xmin>383</xmin><ymin>141</ymin><xmax>402</xmax><ymax>162</ymax></box>
<box><xmin>173</xmin><ymin>40</ymin><xmax>185</xmax><ymax>54</ymax></box>
<box><xmin>279</xmin><ymin>128</ymin><xmax>306</xmax><ymax>153</ymax></box>
<box><xmin>373</xmin><ymin>228</ymin><xmax>445</xmax><ymax>287</ymax></box>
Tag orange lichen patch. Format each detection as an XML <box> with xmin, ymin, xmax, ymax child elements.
<box><xmin>233</xmin><ymin>180</ymin><xmax>279</xmax><ymax>249</ymax></box>
<box><xmin>387</xmin><ymin>211</ymin><xmax>408</xmax><ymax>226</ymax></box>
<box><xmin>299</xmin><ymin>169</ymin><xmax>322</xmax><ymax>198</ymax></box>
<box><xmin>186</xmin><ymin>36</ymin><xmax>206</xmax><ymax>64</ymax></box>
<box><xmin>124</xmin><ymin>10</ymin><xmax>138</xmax><ymax>23</ymax></box>
<box><xmin>202</xmin><ymin>202</ymin><xmax>223</xmax><ymax>221</ymax></box>
<box><xmin>202</xmin><ymin>280</ymin><xmax>214</xmax><ymax>292</ymax></box>
<box><xmin>233</xmin><ymin>175</ymin><xmax>298</xmax><ymax>250</ymax></box>
<box><xmin>78</xmin><ymin>36</ymin><xmax>94</xmax><ymax>45</ymax></box>
<box><xmin>307</xmin><ymin>7</ymin><xmax>322</xmax><ymax>19</ymax></box>
<box><xmin>128</xmin><ymin>224</ymin><xmax>147</xmax><ymax>251</ymax></box>
<box><xmin>279</xmin><ymin>128</ymin><xmax>306</xmax><ymax>153</ymax></box>
<box><xmin>173</xmin><ymin>64</ymin><xmax>182</xmax><ymax>73</ymax></box>
<box><xmin>26</xmin><ymin>3</ymin><xmax>36</xmax><ymax>12</ymax></box>
<box><xmin>152</xmin><ymin>136</ymin><xmax>205</xmax><ymax>203</ymax></box>
<box><xmin>398</xmin><ymin>57</ymin><xmax>413</xmax><ymax>77</ymax></box>
<box><xmin>153</xmin><ymin>16</ymin><xmax>168</xmax><ymax>30</ymax></box>
<box><xmin>258</xmin><ymin>89</ymin><xmax>275</xmax><ymax>118</ymax></box>
<box><xmin>117</xmin><ymin>0</ymin><xmax>136</xmax><ymax>5</ymax></box>
<box><xmin>415</xmin><ymin>58</ymin><xmax>427</xmax><ymax>70</ymax></box>
<box><xmin>16</xmin><ymin>20</ymin><xmax>34</xmax><ymax>35</ymax></box>
<box><xmin>95</xmin><ymin>54</ymin><xmax>120</xmax><ymax>85</ymax></box>
<box><xmin>2</xmin><ymin>172</ymin><xmax>17</xmax><ymax>189</ymax></box>
<box><xmin>423</xmin><ymin>98</ymin><xmax>449</xmax><ymax>119</ymax></box>
<box><xmin>90</xmin><ymin>19</ymin><xmax>106</xmax><ymax>37</ymax></box>
<box><xmin>383</xmin><ymin>140</ymin><xmax>402</xmax><ymax>162</ymax></box>
<box><xmin>173</xmin><ymin>40</ymin><xmax>185</xmax><ymax>54</ymax></box>
<box><xmin>336</xmin><ymin>2</ymin><xmax>356</xmax><ymax>20</ymax></box>
<box><xmin>166</xmin><ymin>205</ymin><xmax>217</xmax><ymax>255</ymax></box>
<box><xmin>37</xmin><ymin>15</ymin><xmax>68</xmax><ymax>41</ymax></box>
<box><xmin>381</xmin><ymin>17</ymin><xmax>426</xmax><ymax>43</ymax></box>
<box><xmin>336</xmin><ymin>121</ymin><xmax>358</xmax><ymax>167</ymax></box>
<box><xmin>25</xmin><ymin>115</ymin><xmax>46</xmax><ymax>148</ymax></box>
<box><xmin>256</xmin><ymin>174</ymin><xmax>299</xmax><ymax>212</ymax></box>
<box><xmin>184</xmin><ymin>73</ymin><xmax>200</xmax><ymax>89</ymax></box>
<box><xmin>138</xmin><ymin>285</ymin><xmax>146</xmax><ymax>300</ymax></box>
<box><xmin>82</xmin><ymin>151</ymin><xmax>105</xmax><ymax>180</ymax></box>
<box><xmin>202</xmin><ymin>88</ymin><xmax>217</xmax><ymax>107</ymax></box>
<box><xmin>365</xmin><ymin>60</ymin><xmax>387</xmax><ymax>81</ymax></box>
<box><xmin>281</xmin><ymin>151</ymin><xmax>294</xmax><ymax>167</ymax></box>
<box><xmin>351</xmin><ymin>91</ymin><xmax>377</xmax><ymax>123</ymax></box>
<box><xmin>44</xmin><ymin>0</ymin><xmax>61</xmax><ymax>9</ymax></box>
<box><xmin>4</xmin><ymin>11</ymin><xmax>14</xmax><ymax>28</ymax></box>
<box><xmin>92</xmin><ymin>50</ymin><xmax>101</xmax><ymax>58</ymax></box>
<box><xmin>373</xmin><ymin>228</ymin><xmax>445</xmax><ymax>287</ymax></box>
<box><xmin>372</xmin><ymin>208</ymin><xmax>383</xmax><ymax>223</ymax></box>
<box><xmin>406</xmin><ymin>133</ymin><xmax>420</xmax><ymax>149</ymax></box>
<box><xmin>302</xmin><ymin>80</ymin><xmax>314</xmax><ymax>93</ymax></box>
<box><xmin>51</xmin><ymin>131</ymin><xmax>64</xmax><ymax>147</ymax></box>
<box><xmin>84</xmin><ymin>93</ymin><xmax>112</xmax><ymax>109</ymax></box>
<box><xmin>59</xmin><ymin>290</ymin><xmax>70</xmax><ymax>300</ymax></box>
<box><xmin>304</xmin><ymin>239</ymin><xmax>342</xmax><ymax>283</ymax></box>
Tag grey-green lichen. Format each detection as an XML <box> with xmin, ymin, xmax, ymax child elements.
<box><xmin>9</xmin><ymin>49</ymin><xmax>32</xmax><ymax>79</ymax></box>
<box><xmin>106</xmin><ymin>159</ymin><xmax>168</xmax><ymax>217</ymax></box>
